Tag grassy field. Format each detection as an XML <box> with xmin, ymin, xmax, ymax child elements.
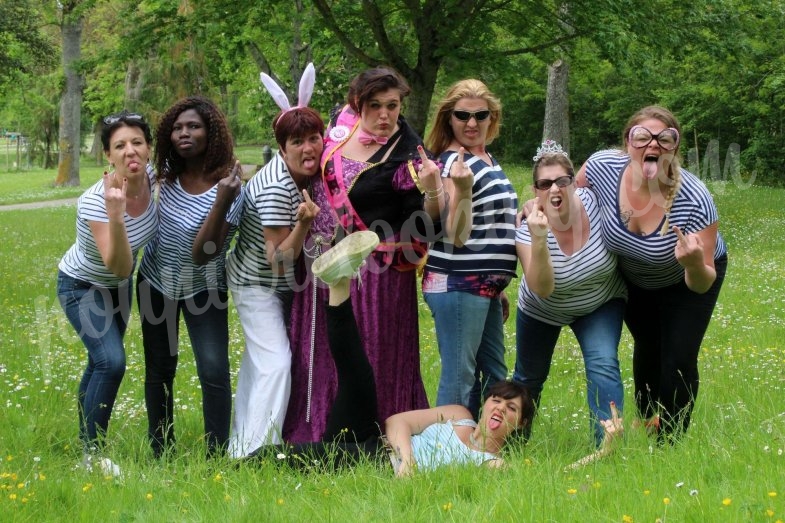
<box><xmin>0</xmin><ymin>160</ymin><xmax>783</xmax><ymax>521</ymax></box>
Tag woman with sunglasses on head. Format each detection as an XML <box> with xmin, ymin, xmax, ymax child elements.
<box><xmin>136</xmin><ymin>96</ymin><xmax>243</xmax><ymax>458</ymax></box>
<box><xmin>57</xmin><ymin>111</ymin><xmax>158</xmax><ymax>476</ymax></box>
<box><xmin>515</xmin><ymin>141</ymin><xmax>626</xmax><ymax>452</ymax></box>
<box><xmin>422</xmin><ymin>79</ymin><xmax>517</xmax><ymax>419</ymax></box>
<box><xmin>576</xmin><ymin>105</ymin><xmax>727</xmax><ymax>441</ymax></box>
<box><xmin>283</xmin><ymin>67</ymin><xmax>444</xmax><ymax>443</ymax></box>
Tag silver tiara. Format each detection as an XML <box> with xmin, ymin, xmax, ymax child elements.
<box><xmin>533</xmin><ymin>139</ymin><xmax>569</xmax><ymax>162</ymax></box>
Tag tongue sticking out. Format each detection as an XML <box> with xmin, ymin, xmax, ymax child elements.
<box><xmin>643</xmin><ymin>158</ymin><xmax>658</xmax><ymax>180</ymax></box>
<box><xmin>488</xmin><ymin>417</ymin><xmax>502</xmax><ymax>431</ymax></box>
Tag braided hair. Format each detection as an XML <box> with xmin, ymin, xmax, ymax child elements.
<box><xmin>155</xmin><ymin>96</ymin><xmax>236</xmax><ymax>185</ymax></box>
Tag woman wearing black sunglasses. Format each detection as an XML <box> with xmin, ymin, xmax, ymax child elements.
<box><xmin>514</xmin><ymin>141</ymin><xmax>626</xmax><ymax>453</ymax></box>
<box><xmin>576</xmin><ymin>105</ymin><xmax>727</xmax><ymax>441</ymax></box>
<box><xmin>422</xmin><ymin>79</ymin><xmax>518</xmax><ymax>419</ymax></box>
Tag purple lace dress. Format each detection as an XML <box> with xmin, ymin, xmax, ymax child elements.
<box><xmin>282</xmin><ymin>157</ymin><xmax>429</xmax><ymax>443</ymax></box>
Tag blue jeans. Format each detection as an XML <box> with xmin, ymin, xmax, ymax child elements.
<box><xmin>514</xmin><ymin>298</ymin><xmax>625</xmax><ymax>446</ymax></box>
<box><xmin>57</xmin><ymin>271</ymin><xmax>132</xmax><ymax>450</ymax></box>
<box><xmin>424</xmin><ymin>291</ymin><xmax>508</xmax><ymax>418</ymax></box>
<box><xmin>136</xmin><ymin>276</ymin><xmax>231</xmax><ymax>456</ymax></box>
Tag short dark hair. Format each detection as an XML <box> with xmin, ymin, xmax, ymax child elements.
<box><xmin>533</xmin><ymin>153</ymin><xmax>575</xmax><ymax>182</ymax></box>
<box><xmin>484</xmin><ymin>380</ymin><xmax>535</xmax><ymax>430</ymax></box>
<box><xmin>100</xmin><ymin>111</ymin><xmax>152</xmax><ymax>152</ymax></box>
<box><xmin>273</xmin><ymin>107</ymin><xmax>325</xmax><ymax>150</ymax></box>
<box><xmin>347</xmin><ymin>67</ymin><xmax>411</xmax><ymax>114</ymax></box>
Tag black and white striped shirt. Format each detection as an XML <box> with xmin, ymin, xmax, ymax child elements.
<box><xmin>424</xmin><ymin>151</ymin><xmax>518</xmax><ymax>276</ymax></box>
<box><xmin>226</xmin><ymin>153</ymin><xmax>304</xmax><ymax>291</ymax></box>
<box><xmin>59</xmin><ymin>167</ymin><xmax>158</xmax><ymax>287</ymax></box>
<box><xmin>138</xmin><ymin>176</ymin><xmax>243</xmax><ymax>299</ymax></box>
<box><xmin>516</xmin><ymin>188</ymin><xmax>627</xmax><ymax>325</ymax></box>
<box><xmin>583</xmin><ymin>149</ymin><xmax>727</xmax><ymax>289</ymax></box>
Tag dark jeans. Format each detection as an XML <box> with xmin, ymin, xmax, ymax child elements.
<box><xmin>57</xmin><ymin>271</ymin><xmax>131</xmax><ymax>449</ymax></box>
<box><xmin>249</xmin><ymin>299</ymin><xmax>384</xmax><ymax>468</ymax></box>
<box><xmin>136</xmin><ymin>275</ymin><xmax>232</xmax><ymax>456</ymax></box>
<box><xmin>628</xmin><ymin>255</ymin><xmax>727</xmax><ymax>438</ymax></box>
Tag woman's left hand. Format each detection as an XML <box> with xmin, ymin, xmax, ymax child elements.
<box><xmin>215</xmin><ymin>161</ymin><xmax>242</xmax><ymax>209</ymax></box>
<box><xmin>673</xmin><ymin>226</ymin><xmax>705</xmax><ymax>269</ymax></box>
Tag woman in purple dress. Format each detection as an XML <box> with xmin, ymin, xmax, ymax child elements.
<box><xmin>283</xmin><ymin>67</ymin><xmax>444</xmax><ymax>443</ymax></box>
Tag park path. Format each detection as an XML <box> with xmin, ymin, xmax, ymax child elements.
<box><xmin>0</xmin><ymin>197</ymin><xmax>78</xmax><ymax>212</ymax></box>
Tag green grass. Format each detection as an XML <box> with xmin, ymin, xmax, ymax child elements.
<box><xmin>1</xmin><ymin>177</ymin><xmax>783</xmax><ymax>521</ymax></box>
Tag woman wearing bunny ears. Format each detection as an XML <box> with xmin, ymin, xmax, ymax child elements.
<box><xmin>283</xmin><ymin>67</ymin><xmax>446</xmax><ymax>443</ymax></box>
<box><xmin>225</xmin><ymin>65</ymin><xmax>324</xmax><ymax>457</ymax></box>
<box><xmin>136</xmin><ymin>97</ymin><xmax>243</xmax><ymax>458</ymax></box>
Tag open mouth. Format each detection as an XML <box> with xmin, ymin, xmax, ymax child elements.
<box><xmin>549</xmin><ymin>195</ymin><xmax>563</xmax><ymax>209</ymax></box>
<box><xmin>488</xmin><ymin>413</ymin><xmax>503</xmax><ymax>431</ymax></box>
<box><xmin>643</xmin><ymin>154</ymin><xmax>659</xmax><ymax>179</ymax></box>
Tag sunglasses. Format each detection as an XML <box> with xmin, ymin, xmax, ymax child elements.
<box><xmin>628</xmin><ymin>125</ymin><xmax>679</xmax><ymax>151</ymax></box>
<box><xmin>103</xmin><ymin>112</ymin><xmax>144</xmax><ymax>126</ymax></box>
<box><xmin>452</xmin><ymin>109</ymin><xmax>491</xmax><ymax>122</ymax></box>
<box><xmin>533</xmin><ymin>175</ymin><xmax>574</xmax><ymax>191</ymax></box>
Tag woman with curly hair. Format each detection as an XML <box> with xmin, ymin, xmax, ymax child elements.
<box><xmin>136</xmin><ymin>96</ymin><xmax>243</xmax><ymax>457</ymax></box>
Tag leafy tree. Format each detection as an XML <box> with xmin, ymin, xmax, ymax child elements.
<box><xmin>0</xmin><ymin>0</ymin><xmax>55</xmax><ymax>92</ymax></box>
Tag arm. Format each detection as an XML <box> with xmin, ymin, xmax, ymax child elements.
<box><xmin>416</xmin><ymin>145</ymin><xmax>447</xmax><ymax>223</ymax></box>
<box><xmin>265</xmin><ymin>190</ymin><xmax>319</xmax><ymax>275</ymax></box>
<box><xmin>674</xmin><ymin>223</ymin><xmax>718</xmax><ymax>293</ymax></box>
<box><xmin>192</xmin><ymin>162</ymin><xmax>242</xmax><ymax>265</ymax></box>
<box><xmin>441</xmin><ymin>149</ymin><xmax>474</xmax><ymax>248</ymax></box>
<box><xmin>91</xmin><ymin>174</ymin><xmax>133</xmax><ymax>278</ymax></box>
<box><xmin>518</xmin><ymin>200</ymin><xmax>554</xmax><ymax>298</ymax></box>
<box><xmin>384</xmin><ymin>404</ymin><xmax>472</xmax><ymax>477</ymax></box>
<box><xmin>575</xmin><ymin>162</ymin><xmax>589</xmax><ymax>188</ymax></box>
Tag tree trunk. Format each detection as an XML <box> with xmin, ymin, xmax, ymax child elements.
<box><xmin>543</xmin><ymin>58</ymin><xmax>570</xmax><ymax>155</ymax></box>
<box><xmin>55</xmin><ymin>12</ymin><xmax>83</xmax><ymax>187</ymax></box>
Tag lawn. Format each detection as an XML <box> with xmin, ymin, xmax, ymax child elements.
<box><xmin>0</xmin><ymin>165</ymin><xmax>783</xmax><ymax>521</ymax></box>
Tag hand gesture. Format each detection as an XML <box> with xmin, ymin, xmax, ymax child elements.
<box><xmin>525</xmin><ymin>197</ymin><xmax>549</xmax><ymax>238</ymax></box>
<box><xmin>103</xmin><ymin>172</ymin><xmax>127</xmax><ymax>222</ymax></box>
<box><xmin>215</xmin><ymin>161</ymin><xmax>242</xmax><ymax>210</ymax></box>
<box><xmin>673</xmin><ymin>226</ymin><xmax>704</xmax><ymax>269</ymax></box>
<box><xmin>416</xmin><ymin>145</ymin><xmax>441</xmax><ymax>192</ymax></box>
<box><xmin>449</xmin><ymin>148</ymin><xmax>474</xmax><ymax>193</ymax></box>
<box><xmin>295</xmin><ymin>189</ymin><xmax>320</xmax><ymax>225</ymax></box>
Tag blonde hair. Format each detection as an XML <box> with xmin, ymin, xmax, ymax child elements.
<box><xmin>623</xmin><ymin>105</ymin><xmax>683</xmax><ymax>235</ymax></box>
<box><xmin>425</xmin><ymin>79</ymin><xmax>502</xmax><ymax>156</ymax></box>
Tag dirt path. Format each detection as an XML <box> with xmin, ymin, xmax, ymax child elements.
<box><xmin>0</xmin><ymin>198</ymin><xmax>79</xmax><ymax>212</ymax></box>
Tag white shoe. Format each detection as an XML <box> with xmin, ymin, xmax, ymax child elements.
<box><xmin>82</xmin><ymin>453</ymin><xmax>123</xmax><ymax>478</ymax></box>
<box><xmin>312</xmin><ymin>231</ymin><xmax>380</xmax><ymax>284</ymax></box>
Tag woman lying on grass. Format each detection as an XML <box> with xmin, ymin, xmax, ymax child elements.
<box><xmin>249</xmin><ymin>231</ymin><xmax>534</xmax><ymax>476</ymax></box>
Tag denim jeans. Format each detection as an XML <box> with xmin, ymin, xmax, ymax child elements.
<box><xmin>424</xmin><ymin>291</ymin><xmax>508</xmax><ymax>418</ymax></box>
<box><xmin>514</xmin><ymin>298</ymin><xmax>625</xmax><ymax>446</ymax></box>
<box><xmin>628</xmin><ymin>255</ymin><xmax>727</xmax><ymax>439</ymax></box>
<box><xmin>136</xmin><ymin>276</ymin><xmax>231</xmax><ymax>456</ymax></box>
<box><xmin>57</xmin><ymin>271</ymin><xmax>132</xmax><ymax>449</ymax></box>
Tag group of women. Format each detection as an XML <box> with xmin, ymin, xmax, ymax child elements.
<box><xmin>57</xmin><ymin>63</ymin><xmax>726</xmax><ymax>477</ymax></box>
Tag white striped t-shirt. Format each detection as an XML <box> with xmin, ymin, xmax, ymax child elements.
<box><xmin>226</xmin><ymin>153</ymin><xmax>305</xmax><ymax>292</ymax></box>
<box><xmin>138</xmin><ymin>175</ymin><xmax>243</xmax><ymax>299</ymax></box>
<box><xmin>58</xmin><ymin>166</ymin><xmax>158</xmax><ymax>287</ymax></box>
<box><xmin>516</xmin><ymin>188</ymin><xmax>627</xmax><ymax>326</ymax></box>
<box><xmin>583</xmin><ymin>149</ymin><xmax>727</xmax><ymax>289</ymax></box>
<box><xmin>425</xmin><ymin>150</ymin><xmax>518</xmax><ymax>275</ymax></box>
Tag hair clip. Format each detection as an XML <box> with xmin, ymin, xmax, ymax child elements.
<box><xmin>533</xmin><ymin>139</ymin><xmax>569</xmax><ymax>162</ymax></box>
<box><xmin>260</xmin><ymin>63</ymin><xmax>315</xmax><ymax>113</ymax></box>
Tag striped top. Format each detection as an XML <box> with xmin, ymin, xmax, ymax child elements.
<box><xmin>516</xmin><ymin>188</ymin><xmax>627</xmax><ymax>325</ymax></box>
<box><xmin>583</xmin><ymin>149</ymin><xmax>727</xmax><ymax>289</ymax></box>
<box><xmin>58</xmin><ymin>167</ymin><xmax>158</xmax><ymax>287</ymax></box>
<box><xmin>424</xmin><ymin>150</ymin><xmax>518</xmax><ymax>278</ymax></box>
<box><xmin>226</xmin><ymin>153</ymin><xmax>304</xmax><ymax>291</ymax></box>
<box><xmin>138</xmin><ymin>175</ymin><xmax>243</xmax><ymax>299</ymax></box>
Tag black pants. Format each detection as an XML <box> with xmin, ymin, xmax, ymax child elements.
<box><xmin>249</xmin><ymin>299</ymin><xmax>384</xmax><ymax>468</ymax></box>
<box><xmin>628</xmin><ymin>255</ymin><xmax>727</xmax><ymax>438</ymax></box>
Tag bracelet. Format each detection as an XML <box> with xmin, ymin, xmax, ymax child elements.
<box><xmin>424</xmin><ymin>186</ymin><xmax>444</xmax><ymax>201</ymax></box>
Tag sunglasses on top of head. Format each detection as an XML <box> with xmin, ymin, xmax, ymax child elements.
<box><xmin>533</xmin><ymin>175</ymin><xmax>574</xmax><ymax>191</ymax></box>
<box><xmin>103</xmin><ymin>113</ymin><xmax>144</xmax><ymax>126</ymax></box>
<box><xmin>452</xmin><ymin>109</ymin><xmax>491</xmax><ymax>122</ymax></box>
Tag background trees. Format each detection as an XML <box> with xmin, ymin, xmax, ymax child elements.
<box><xmin>0</xmin><ymin>0</ymin><xmax>782</xmax><ymax>184</ymax></box>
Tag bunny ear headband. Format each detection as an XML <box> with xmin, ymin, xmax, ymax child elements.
<box><xmin>260</xmin><ymin>63</ymin><xmax>315</xmax><ymax>125</ymax></box>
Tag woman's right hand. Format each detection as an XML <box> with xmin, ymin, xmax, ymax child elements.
<box><xmin>103</xmin><ymin>172</ymin><xmax>127</xmax><ymax>222</ymax></box>
<box><xmin>525</xmin><ymin>198</ymin><xmax>549</xmax><ymax>238</ymax></box>
<box><xmin>215</xmin><ymin>161</ymin><xmax>242</xmax><ymax>210</ymax></box>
